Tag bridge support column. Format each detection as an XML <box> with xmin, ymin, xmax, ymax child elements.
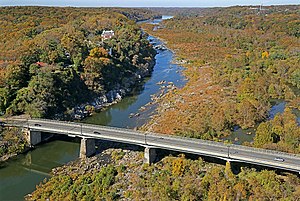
<box><xmin>25</xmin><ymin>130</ymin><xmax>42</xmax><ymax>146</ymax></box>
<box><xmin>80</xmin><ymin>138</ymin><xmax>95</xmax><ymax>159</ymax></box>
<box><xmin>144</xmin><ymin>147</ymin><xmax>156</xmax><ymax>164</ymax></box>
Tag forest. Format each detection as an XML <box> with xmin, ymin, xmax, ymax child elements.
<box><xmin>28</xmin><ymin>149</ymin><xmax>300</xmax><ymax>200</ymax></box>
<box><xmin>142</xmin><ymin>5</ymin><xmax>300</xmax><ymax>153</ymax></box>
<box><xmin>0</xmin><ymin>7</ymin><xmax>158</xmax><ymax>118</ymax></box>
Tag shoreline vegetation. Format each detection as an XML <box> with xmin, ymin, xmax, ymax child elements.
<box><xmin>141</xmin><ymin>5</ymin><xmax>300</xmax><ymax>154</ymax></box>
<box><xmin>0</xmin><ymin>127</ymin><xmax>28</xmax><ymax>162</ymax></box>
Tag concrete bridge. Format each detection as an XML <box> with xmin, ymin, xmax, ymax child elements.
<box><xmin>3</xmin><ymin>118</ymin><xmax>300</xmax><ymax>173</ymax></box>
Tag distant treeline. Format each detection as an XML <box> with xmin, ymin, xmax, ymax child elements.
<box><xmin>150</xmin><ymin>5</ymin><xmax>299</xmax><ymax>17</ymax></box>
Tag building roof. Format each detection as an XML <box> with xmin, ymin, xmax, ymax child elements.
<box><xmin>101</xmin><ymin>30</ymin><xmax>114</xmax><ymax>39</ymax></box>
<box><xmin>36</xmin><ymin>61</ymin><xmax>47</xmax><ymax>67</ymax></box>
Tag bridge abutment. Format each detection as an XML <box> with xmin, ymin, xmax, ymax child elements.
<box><xmin>80</xmin><ymin>138</ymin><xmax>95</xmax><ymax>159</ymax></box>
<box><xmin>25</xmin><ymin>129</ymin><xmax>42</xmax><ymax>146</ymax></box>
<box><xmin>144</xmin><ymin>146</ymin><xmax>157</xmax><ymax>164</ymax></box>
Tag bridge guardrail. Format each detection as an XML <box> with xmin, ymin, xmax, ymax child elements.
<box><xmin>30</xmin><ymin>118</ymin><xmax>229</xmax><ymax>146</ymax></box>
<box><xmin>30</xmin><ymin>118</ymin><xmax>138</xmax><ymax>133</ymax></box>
<box><xmin>229</xmin><ymin>143</ymin><xmax>300</xmax><ymax>159</ymax></box>
<box><xmin>147</xmin><ymin>131</ymin><xmax>300</xmax><ymax>159</ymax></box>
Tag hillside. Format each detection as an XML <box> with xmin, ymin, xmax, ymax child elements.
<box><xmin>0</xmin><ymin>7</ymin><xmax>158</xmax><ymax>118</ymax></box>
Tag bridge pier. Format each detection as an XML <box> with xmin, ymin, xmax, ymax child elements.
<box><xmin>80</xmin><ymin>138</ymin><xmax>95</xmax><ymax>159</ymax></box>
<box><xmin>144</xmin><ymin>146</ymin><xmax>157</xmax><ymax>164</ymax></box>
<box><xmin>25</xmin><ymin>129</ymin><xmax>42</xmax><ymax>146</ymax></box>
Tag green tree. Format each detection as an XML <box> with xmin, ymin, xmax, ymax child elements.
<box><xmin>0</xmin><ymin>88</ymin><xmax>9</xmax><ymax>114</ymax></box>
<box><xmin>11</xmin><ymin>71</ymin><xmax>57</xmax><ymax>117</ymax></box>
<box><xmin>254</xmin><ymin>122</ymin><xmax>273</xmax><ymax>148</ymax></box>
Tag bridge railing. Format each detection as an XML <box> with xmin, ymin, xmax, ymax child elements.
<box><xmin>29</xmin><ymin>118</ymin><xmax>227</xmax><ymax>144</ymax></box>
<box><xmin>152</xmin><ymin>132</ymin><xmax>300</xmax><ymax>159</ymax></box>
<box><xmin>0</xmin><ymin>118</ymin><xmax>28</xmax><ymax>127</ymax></box>
<box><xmin>229</xmin><ymin>143</ymin><xmax>300</xmax><ymax>159</ymax></box>
<box><xmin>149</xmin><ymin>131</ymin><xmax>300</xmax><ymax>158</ymax></box>
<box><xmin>30</xmin><ymin>118</ymin><xmax>144</xmax><ymax>134</ymax></box>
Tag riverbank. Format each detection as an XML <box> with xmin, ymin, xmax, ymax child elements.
<box><xmin>69</xmin><ymin>59</ymin><xmax>156</xmax><ymax>121</ymax></box>
<box><xmin>0</xmin><ymin>28</ymin><xmax>156</xmax><ymax>161</ymax></box>
<box><xmin>0</xmin><ymin>60</ymin><xmax>155</xmax><ymax>163</ymax></box>
<box><xmin>0</xmin><ymin>127</ymin><xmax>29</xmax><ymax>162</ymax></box>
<box><xmin>81</xmin><ymin>34</ymin><xmax>186</xmax><ymax>128</ymax></box>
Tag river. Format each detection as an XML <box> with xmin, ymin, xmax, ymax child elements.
<box><xmin>224</xmin><ymin>99</ymin><xmax>300</xmax><ymax>144</ymax></box>
<box><xmin>0</xmin><ymin>33</ymin><xmax>186</xmax><ymax>200</ymax></box>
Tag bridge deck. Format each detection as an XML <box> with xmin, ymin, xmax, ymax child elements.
<box><xmin>3</xmin><ymin>118</ymin><xmax>300</xmax><ymax>173</ymax></box>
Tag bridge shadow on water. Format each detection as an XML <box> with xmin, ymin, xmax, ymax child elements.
<box><xmin>39</xmin><ymin>132</ymin><xmax>81</xmax><ymax>144</ymax></box>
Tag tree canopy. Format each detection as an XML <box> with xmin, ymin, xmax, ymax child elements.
<box><xmin>142</xmin><ymin>5</ymin><xmax>300</xmax><ymax>146</ymax></box>
<box><xmin>0</xmin><ymin>7</ymin><xmax>157</xmax><ymax>117</ymax></box>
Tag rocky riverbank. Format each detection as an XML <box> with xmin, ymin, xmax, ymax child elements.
<box><xmin>0</xmin><ymin>56</ymin><xmax>156</xmax><ymax>163</ymax></box>
<box><xmin>25</xmin><ymin>147</ymin><xmax>145</xmax><ymax>200</ymax></box>
<box><xmin>0</xmin><ymin>61</ymin><xmax>155</xmax><ymax>163</ymax></box>
<box><xmin>0</xmin><ymin>38</ymin><xmax>157</xmax><ymax>163</ymax></box>
<box><xmin>0</xmin><ymin>127</ymin><xmax>29</xmax><ymax>162</ymax></box>
<box><xmin>69</xmin><ymin>59</ymin><xmax>156</xmax><ymax>120</ymax></box>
